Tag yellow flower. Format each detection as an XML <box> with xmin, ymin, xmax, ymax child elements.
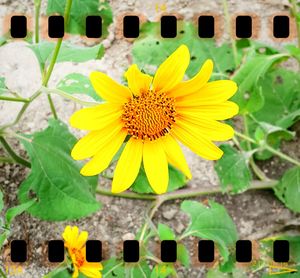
<box><xmin>70</xmin><ymin>45</ymin><xmax>238</xmax><ymax>194</ymax></box>
<box><xmin>62</xmin><ymin>226</ymin><xmax>103</xmax><ymax>278</ymax></box>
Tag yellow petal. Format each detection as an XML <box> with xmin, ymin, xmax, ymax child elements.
<box><xmin>76</xmin><ymin>231</ymin><xmax>88</xmax><ymax>250</ymax></box>
<box><xmin>112</xmin><ymin>138</ymin><xmax>143</xmax><ymax>193</ymax></box>
<box><xmin>72</xmin><ymin>265</ymin><xmax>79</xmax><ymax>278</ymax></box>
<box><xmin>70</xmin><ymin>103</ymin><xmax>122</xmax><ymax>131</ymax></box>
<box><xmin>80</xmin><ymin>129</ymin><xmax>127</xmax><ymax>176</ymax></box>
<box><xmin>90</xmin><ymin>71</ymin><xmax>132</xmax><ymax>103</ymax></box>
<box><xmin>176</xmin><ymin>80</ymin><xmax>238</xmax><ymax>106</ymax></box>
<box><xmin>71</xmin><ymin>121</ymin><xmax>123</xmax><ymax>160</ymax></box>
<box><xmin>125</xmin><ymin>64</ymin><xmax>152</xmax><ymax>96</ymax></box>
<box><xmin>161</xmin><ymin>134</ymin><xmax>192</xmax><ymax>179</ymax></box>
<box><xmin>143</xmin><ymin>139</ymin><xmax>169</xmax><ymax>194</ymax></box>
<box><xmin>80</xmin><ymin>265</ymin><xmax>102</xmax><ymax>278</ymax></box>
<box><xmin>171</xmin><ymin>125</ymin><xmax>223</xmax><ymax>160</ymax></box>
<box><xmin>62</xmin><ymin>226</ymin><xmax>76</xmax><ymax>247</ymax></box>
<box><xmin>177</xmin><ymin>101</ymin><xmax>239</xmax><ymax>120</ymax></box>
<box><xmin>168</xmin><ymin>59</ymin><xmax>213</xmax><ymax>98</ymax></box>
<box><xmin>176</xmin><ymin>117</ymin><xmax>235</xmax><ymax>141</ymax></box>
<box><xmin>153</xmin><ymin>45</ymin><xmax>190</xmax><ymax>93</ymax></box>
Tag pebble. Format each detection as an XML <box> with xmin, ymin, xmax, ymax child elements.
<box><xmin>162</xmin><ymin>208</ymin><xmax>177</xmax><ymax>220</ymax></box>
<box><xmin>122</xmin><ymin>233</ymin><xmax>135</xmax><ymax>241</ymax></box>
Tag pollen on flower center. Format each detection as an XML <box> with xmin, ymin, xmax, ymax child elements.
<box><xmin>122</xmin><ymin>90</ymin><xmax>176</xmax><ymax>140</ymax></box>
<box><xmin>73</xmin><ymin>248</ymin><xmax>85</xmax><ymax>267</ymax></box>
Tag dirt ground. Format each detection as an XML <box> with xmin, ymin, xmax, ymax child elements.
<box><xmin>0</xmin><ymin>0</ymin><xmax>300</xmax><ymax>277</ymax></box>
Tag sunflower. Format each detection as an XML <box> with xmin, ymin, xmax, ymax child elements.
<box><xmin>62</xmin><ymin>226</ymin><xmax>103</xmax><ymax>278</ymax></box>
<box><xmin>70</xmin><ymin>45</ymin><xmax>238</xmax><ymax>194</ymax></box>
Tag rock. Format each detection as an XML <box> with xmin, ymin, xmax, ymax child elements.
<box><xmin>162</xmin><ymin>208</ymin><xmax>177</xmax><ymax>220</ymax></box>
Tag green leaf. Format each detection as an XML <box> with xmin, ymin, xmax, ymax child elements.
<box><xmin>232</xmin><ymin>53</ymin><xmax>288</xmax><ymax>114</ymax></box>
<box><xmin>132</xmin><ymin>22</ymin><xmax>241</xmax><ymax>79</ymax></box>
<box><xmin>130</xmin><ymin>262</ymin><xmax>152</xmax><ymax>277</ymax></box>
<box><xmin>243</xmin><ymin>86</ymin><xmax>265</xmax><ymax>114</ymax></box>
<box><xmin>253</xmin><ymin>122</ymin><xmax>295</xmax><ymax>160</ymax></box>
<box><xmin>130</xmin><ymin>164</ymin><xmax>186</xmax><ymax>193</ymax></box>
<box><xmin>0</xmin><ymin>36</ymin><xmax>6</xmax><ymax>46</ymax></box>
<box><xmin>150</xmin><ymin>264</ymin><xmax>176</xmax><ymax>278</ymax></box>
<box><xmin>286</xmin><ymin>44</ymin><xmax>300</xmax><ymax>63</ymax></box>
<box><xmin>0</xmin><ymin>231</ymin><xmax>9</xmax><ymax>249</ymax></box>
<box><xmin>18</xmin><ymin>119</ymin><xmax>101</xmax><ymax>221</ymax></box>
<box><xmin>0</xmin><ymin>77</ymin><xmax>8</xmax><ymax>95</ymax></box>
<box><xmin>102</xmin><ymin>258</ymin><xmax>124</xmax><ymax>277</ymax></box>
<box><xmin>157</xmin><ymin>223</ymin><xmax>175</xmax><ymax>240</ymax></box>
<box><xmin>5</xmin><ymin>198</ymin><xmax>36</xmax><ymax>227</ymax></box>
<box><xmin>46</xmin><ymin>0</ymin><xmax>113</xmax><ymax>36</ymax></box>
<box><xmin>274</xmin><ymin>166</ymin><xmax>300</xmax><ymax>213</ymax></box>
<box><xmin>57</xmin><ymin>73</ymin><xmax>102</xmax><ymax>101</ymax></box>
<box><xmin>177</xmin><ymin>243</ymin><xmax>190</xmax><ymax>267</ymax></box>
<box><xmin>252</xmin><ymin>68</ymin><xmax>300</xmax><ymax>129</ymax></box>
<box><xmin>215</xmin><ymin>144</ymin><xmax>252</xmax><ymax>193</ymax></box>
<box><xmin>181</xmin><ymin>200</ymin><xmax>238</xmax><ymax>263</ymax></box>
<box><xmin>29</xmin><ymin>42</ymin><xmax>104</xmax><ymax>72</ymax></box>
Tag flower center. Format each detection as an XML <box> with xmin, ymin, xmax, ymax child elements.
<box><xmin>71</xmin><ymin>248</ymin><xmax>85</xmax><ymax>267</ymax></box>
<box><xmin>122</xmin><ymin>90</ymin><xmax>176</xmax><ymax>140</ymax></box>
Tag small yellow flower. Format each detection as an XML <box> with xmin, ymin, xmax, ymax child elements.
<box><xmin>62</xmin><ymin>226</ymin><xmax>103</xmax><ymax>278</ymax></box>
<box><xmin>70</xmin><ymin>45</ymin><xmax>238</xmax><ymax>194</ymax></box>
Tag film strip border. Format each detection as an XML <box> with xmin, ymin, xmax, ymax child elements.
<box><xmin>3</xmin><ymin>13</ymin><xmax>297</xmax><ymax>40</ymax></box>
<box><xmin>8</xmin><ymin>239</ymin><xmax>290</xmax><ymax>264</ymax></box>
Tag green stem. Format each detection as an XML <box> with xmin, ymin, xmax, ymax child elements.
<box><xmin>290</xmin><ymin>0</ymin><xmax>300</xmax><ymax>49</ymax></box>
<box><xmin>96</xmin><ymin>187</ymin><xmax>156</xmax><ymax>200</ymax></box>
<box><xmin>0</xmin><ymin>136</ymin><xmax>31</xmax><ymax>168</ymax></box>
<box><xmin>42</xmin><ymin>87</ymin><xmax>98</xmax><ymax>107</ymax></box>
<box><xmin>235</xmin><ymin>131</ymin><xmax>300</xmax><ymax>166</ymax></box>
<box><xmin>242</xmin><ymin>114</ymin><xmax>269</xmax><ymax>181</ymax></box>
<box><xmin>0</xmin><ymin>156</ymin><xmax>14</xmax><ymax>164</ymax></box>
<box><xmin>139</xmin><ymin>199</ymin><xmax>164</xmax><ymax>242</ymax></box>
<box><xmin>249</xmin><ymin>158</ymin><xmax>269</xmax><ymax>181</ymax></box>
<box><xmin>235</xmin><ymin>130</ymin><xmax>256</xmax><ymax>144</ymax></box>
<box><xmin>34</xmin><ymin>0</ymin><xmax>42</xmax><ymax>44</ymax></box>
<box><xmin>222</xmin><ymin>0</ymin><xmax>239</xmax><ymax>67</ymax></box>
<box><xmin>41</xmin><ymin>0</ymin><xmax>73</xmax><ymax>119</ymax></box>
<box><xmin>265</xmin><ymin>144</ymin><xmax>300</xmax><ymax>167</ymax></box>
<box><xmin>97</xmin><ymin>180</ymin><xmax>277</xmax><ymax>202</ymax></box>
<box><xmin>0</xmin><ymin>90</ymin><xmax>42</xmax><ymax>130</ymax></box>
<box><xmin>0</xmin><ymin>96</ymin><xmax>30</xmax><ymax>103</ymax></box>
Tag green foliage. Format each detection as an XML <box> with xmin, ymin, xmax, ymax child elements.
<box><xmin>150</xmin><ymin>264</ymin><xmax>176</xmax><ymax>278</ymax></box>
<box><xmin>180</xmin><ymin>200</ymin><xmax>238</xmax><ymax>264</ymax></box>
<box><xmin>158</xmin><ymin>223</ymin><xmax>175</xmax><ymax>240</ymax></box>
<box><xmin>18</xmin><ymin>119</ymin><xmax>101</xmax><ymax>221</ymax></box>
<box><xmin>102</xmin><ymin>258</ymin><xmax>124</xmax><ymax>277</ymax></box>
<box><xmin>0</xmin><ymin>190</ymin><xmax>36</xmax><ymax>248</ymax></box>
<box><xmin>46</xmin><ymin>0</ymin><xmax>113</xmax><ymax>37</ymax></box>
<box><xmin>29</xmin><ymin>42</ymin><xmax>104</xmax><ymax>72</ymax></box>
<box><xmin>132</xmin><ymin>22</ymin><xmax>241</xmax><ymax>79</ymax></box>
<box><xmin>0</xmin><ymin>77</ymin><xmax>8</xmax><ymax>94</ymax></box>
<box><xmin>177</xmin><ymin>243</ymin><xmax>190</xmax><ymax>267</ymax></box>
<box><xmin>274</xmin><ymin>166</ymin><xmax>300</xmax><ymax>212</ymax></box>
<box><xmin>215</xmin><ymin>144</ymin><xmax>252</xmax><ymax>193</ymax></box>
<box><xmin>253</xmin><ymin>68</ymin><xmax>300</xmax><ymax>129</ymax></box>
<box><xmin>130</xmin><ymin>164</ymin><xmax>187</xmax><ymax>193</ymax></box>
<box><xmin>56</xmin><ymin>73</ymin><xmax>102</xmax><ymax>101</ymax></box>
<box><xmin>232</xmin><ymin>53</ymin><xmax>288</xmax><ymax>114</ymax></box>
<box><xmin>253</xmin><ymin>122</ymin><xmax>295</xmax><ymax>160</ymax></box>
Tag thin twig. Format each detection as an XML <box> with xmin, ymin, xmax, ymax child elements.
<box><xmin>41</xmin><ymin>0</ymin><xmax>73</xmax><ymax>119</ymax></box>
<box><xmin>96</xmin><ymin>180</ymin><xmax>277</xmax><ymax>202</ymax></box>
<box><xmin>0</xmin><ymin>136</ymin><xmax>31</xmax><ymax>168</ymax></box>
